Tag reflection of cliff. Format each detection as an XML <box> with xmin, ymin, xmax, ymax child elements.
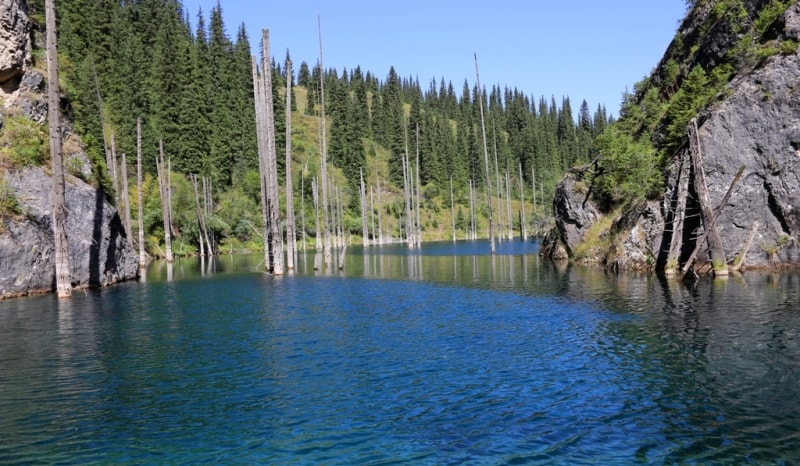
<box><xmin>586</xmin><ymin>270</ymin><xmax>800</xmax><ymax>458</ymax></box>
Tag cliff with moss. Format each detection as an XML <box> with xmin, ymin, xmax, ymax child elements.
<box><xmin>1</xmin><ymin>0</ymin><xmax>137</xmax><ymax>298</ymax></box>
<box><xmin>542</xmin><ymin>0</ymin><xmax>800</xmax><ymax>273</ymax></box>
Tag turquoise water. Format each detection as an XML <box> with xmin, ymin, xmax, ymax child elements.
<box><xmin>1</xmin><ymin>240</ymin><xmax>799</xmax><ymax>464</ymax></box>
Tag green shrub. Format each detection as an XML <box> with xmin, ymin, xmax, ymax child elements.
<box><xmin>0</xmin><ymin>116</ymin><xmax>48</xmax><ymax>168</ymax></box>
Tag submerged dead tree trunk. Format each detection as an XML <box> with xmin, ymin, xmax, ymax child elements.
<box><xmin>285</xmin><ymin>56</ymin><xmax>296</xmax><ymax>271</ymax></box>
<box><xmin>318</xmin><ymin>16</ymin><xmax>332</xmax><ymax>268</ymax></box>
<box><xmin>469</xmin><ymin>178</ymin><xmax>476</xmax><ymax>240</ymax></box>
<box><xmin>46</xmin><ymin>0</ymin><xmax>71</xmax><ymax>297</ymax></box>
<box><xmin>252</xmin><ymin>30</ymin><xmax>283</xmax><ymax>274</ymax></box>
<box><xmin>136</xmin><ymin>117</ymin><xmax>146</xmax><ymax>268</ymax></box>
<box><xmin>688</xmin><ymin>118</ymin><xmax>727</xmax><ymax>276</ymax></box>
<box><xmin>450</xmin><ymin>177</ymin><xmax>456</xmax><ymax>243</ymax></box>
<box><xmin>190</xmin><ymin>174</ymin><xmax>211</xmax><ymax>257</ymax></box>
<box><xmin>360</xmin><ymin>168</ymin><xmax>369</xmax><ymax>246</ymax></box>
<box><xmin>519</xmin><ymin>163</ymin><xmax>526</xmax><ymax>241</ymax></box>
<box><xmin>415</xmin><ymin>124</ymin><xmax>422</xmax><ymax>248</ymax></box>
<box><xmin>252</xmin><ymin>55</ymin><xmax>270</xmax><ymax>270</ymax></box>
<box><xmin>312</xmin><ymin>178</ymin><xmax>321</xmax><ymax>270</ymax></box>
<box><xmin>506</xmin><ymin>169</ymin><xmax>513</xmax><ymax>240</ymax></box>
<box><xmin>474</xmin><ymin>53</ymin><xmax>495</xmax><ymax>254</ymax></box>
<box><xmin>121</xmin><ymin>152</ymin><xmax>132</xmax><ymax>239</ymax></box>
<box><xmin>156</xmin><ymin>140</ymin><xmax>173</xmax><ymax>262</ymax></box>
<box><xmin>262</xmin><ymin>31</ymin><xmax>283</xmax><ymax>274</ymax></box>
<box><xmin>680</xmin><ymin>164</ymin><xmax>745</xmax><ymax>279</ymax></box>
<box><xmin>665</xmin><ymin>148</ymin><xmax>690</xmax><ymax>276</ymax></box>
<box><xmin>376</xmin><ymin>174</ymin><xmax>384</xmax><ymax>244</ymax></box>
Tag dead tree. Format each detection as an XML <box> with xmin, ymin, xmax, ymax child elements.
<box><xmin>136</xmin><ymin>116</ymin><xmax>146</xmax><ymax>268</ymax></box>
<box><xmin>318</xmin><ymin>16</ymin><xmax>332</xmax><ymax>268</ymax></box>
<box><xmin>505</xmin><ymin>169</ymin><xmax>513</xmax><ymax>240</ymax></box>
<box><xmin>665</xmin><ymin>148</ymin><xmax>690</xmax><ymax>276</ymax></box>
<box><xmin>415</xmin><ymin>124</ymin><xmax>422</xmax><ymax>247</ymax></box>
<box><xmin>156</xmin><ymin>140</ymin><xmax>173</xmax><ymax>262</ymax></box>
<box><xmin>450</xmin><ymin>176</ymin><xmax>456</xmax><ymax>243</ymax></box>
<box><xmin>262</xmin><ymin>31</ymin><xmax>283</xmax><ymax>274</ymax></box>
<box><xmin>474</xmin><ymin>53</ymin><xmax>495</xmax><ymax>254</ymax></box>
<box><xmin>679</xmin><ymin>163</ymin><xmax>745</xmax><ymax>279</ymax></box>
<box><xmin>120</xmin><ymin>152</ymin><xmax>132</xmax><ymax>239</ymax></box>
<box><xmin>688</xmin><ymin>118</ymin><xmax>727</xmax><ymax>276</ymax></box>
<box><xmin>190</xmin><ymin>174</ymin><xmax>211</xmax><ymax>257</ymax></box>
<box><xmin>519</xmin><ymin>163</ymin><xmax>526</xmax><ymax>241</ymax></box>
<box><xmin>285</xmin><ymin>56</ymin><xmax>296</xmax><ymax>271</ymax></box>
<box><xmin>46</xmin><ymin>0</ymin><xmax>71</xmax><ymax>297</ymax></box>
<box><xmin>360</xmin><ymin>168</ymin><xmax>369</xmax><ymax>246</ymax></box>
<box><xmin>252</xmin><ymin>55</ymin><xmax>270</xmax><ymax>270</ymax></box>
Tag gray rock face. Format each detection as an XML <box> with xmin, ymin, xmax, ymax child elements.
<box><xmin>1</xmin><ymin>168</ymin><xmax>139</xmax><ymax>298</ymax></box>
<box><xmin>0</xmin><ymin>0</ymin><xmax>30</xmax><ymax>84</ymax></box>
<box><xmin>680</xmin><ymin>4</ymin><xmax>800</xmax><ymax>268</ymax></box>
<box><xmin>544</xmin><ymin>4</ymin><xmax>800</xmax><ymax>271</ymax></box>
<box><xmin>549</xmin><ymin>175</ymin><xmax>600</xmax><ymax>257</ymax></box>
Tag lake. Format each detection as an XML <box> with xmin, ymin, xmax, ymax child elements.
<box><xmin>1</xmin><ymin>240</ymin><xmax>799</xmax><ymax>464</ymax></box>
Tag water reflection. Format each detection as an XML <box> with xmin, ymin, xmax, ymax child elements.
<box><xmin>2</xmin><ymin>241</ymin><xmax>799</xmax><ymax>463</ymax></box>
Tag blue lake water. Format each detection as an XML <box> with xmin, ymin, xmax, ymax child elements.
<box><xmin>1</xmin><ymin>239</ymin><xmax>799</xmax><ymax>464</ymax></box>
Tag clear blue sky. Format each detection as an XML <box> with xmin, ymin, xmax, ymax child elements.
<box><xmin>181</xmin><ymin>1</ymin><xmax>687</xmax><ymax>117</ymax></box>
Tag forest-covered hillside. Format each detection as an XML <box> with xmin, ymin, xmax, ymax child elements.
<box><xmin>7</xmin><ymin>0</ymin><xmax>611</xmax><ymax>257</ymax></box>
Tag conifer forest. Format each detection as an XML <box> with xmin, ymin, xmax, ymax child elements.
<box><xmin>34</xmin><ymin>0</ymin><xmax>613</xmax><ymax>268</ymax></box>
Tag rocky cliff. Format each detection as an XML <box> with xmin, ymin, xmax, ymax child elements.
<box><xmin>1</xmin><ymin>0</ymin><xmax>138</xmax><ymax>298</ymax></box>
<box><xmin>543</xmin><ymin>1</ymin><xmax>800</xmax><ymax>272</ymax></box>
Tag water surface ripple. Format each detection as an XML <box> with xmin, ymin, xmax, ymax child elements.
<box><xmin>1</xmin><ymin>247</ymin><xmax>799</xmax><ymax>464</ymax></box>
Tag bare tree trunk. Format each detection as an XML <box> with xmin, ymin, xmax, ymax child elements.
<box><xmin>679</xmin><ymin>164</ymin><xmax>745</xmax><ymax>279</ymax></box>
<box><xmin>402</xmin><ymin>139</ymin><xmax>411</xmax><ymax>246</ymax></box>
<box><xmin>376</xmin><ymin>174</ymin><xmax>384</xmax><ymax>244</ymax></box>
<box><xmin>121</xmin><ymin>152</ymin><xmax>132</xmax><ymax>240</ymax></box>
<box><xmin>360</xmin><ymin>168</ymin><xmax>369</xmax><ymax>246</ymax></box>
<box><xmin>312</xmin><ymin>177</ymin><xmax>321</xmax><ymax>270</ymax></box>
<box><xmin>450</xmin><ymin>176</ymin><xmax>456</xmax><ymax>243</ymax></box>
<box><xmin>531</xmin><ymin>166</ymin><xmax>536</xmax><ymax>216</ymax></box>
<box><xmin>190</xmin><ymin>174</ymin><xmax>211</xmax><ymax>257</ymax></box>
<box><xmin>415</xmin><ymin>123</ymin><xmax>422</xmax><ymax>247</ymax></box>
<box><xmin>336</xmin><ymin>184</ymin><xmax>346</xmax><ymax>269</ymax></box>
<box><xmin>731</xmin><ymin>220</ymin><xmax>759</xmax><ymax>272</ymax></box>
<box><xmin>285</xmin><ymin>56</ymin><xmax>296</xmax><ymax>271</ymax></box>
<box><xmin>252</xmin><ymin>55</ymin><xmax>271</xmax><ymax>270</ymax></box>
<box><xmin>665</xmin><ymin>148</ymin><xmax>690</xmax><ymax>276</ymax></box>
<box><xmin>261</xmin><ymin>30</ymin><xmax>283</xmax><ymax>275</ymax></box>
<box><xmin>492</xmin><ymin>118</ymin><xmax>503</xmax><ymax>240</ymax></box>
<box><xmin>318</xmin><ymin>16</ymin><xmax>332</xmax><ymax>268</ymax></box>
<box><xmin>506</xmin><ymin>169</ymin><xmax>513</xmax><ymax>240</ymax></box>
<box><xmin>136</xmin><ymin>116</ymin><xmax>147</xmax><ymax>268</ymax></box>
<box><xmin>688</xmin><ymin>118</ymin><xmax>727</xmax><ymax>276</ymax></box>
<box><xmin>90</xmin><ymin>54</ymin><xmax>116</xmax><ymax>197</ymax></box>
<box><xmin>301</xmin><ymin>161</ymin><xmax>307</xmax><ymax>253</ymax></box>
<box><xmin>46</xmin><ymin>0</ymin><xmax>71</xmax><ymax>297</ymax></box>
<box><xmin>469</xmin><ymin>178</ymin><xmax>476</xmax><ymax>241</ymax></box>
<box><xmin>519</xmin><ymin>163</ymin><xmax>526</xmax><ymax>241</ymax></box>
<box><xmin>370</xmin><ymin>186</ymin><xmax>376</xmax><ymax>245</ymax></box>
<box><xmin>474</xmin><ymin>53</ymin><xmax>495</xmax><ymax>254</ymax></box>
<box><xmin>109</xmin><ymin>131</ymin><xmax>119</xmax><ymax>201</ymax></box>
<box><xmin>202</xmin><ymin>176</ymin><xmax>214</xmax><ymax>255</ymax></box>
<box><xmin>156</xmin><ymin>140</ymin><xmax>173</xmax><ymax>262</ymax></box>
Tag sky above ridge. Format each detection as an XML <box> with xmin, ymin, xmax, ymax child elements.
<box><xmin>181</xmin><ymin>0</ymin><xmax>687</xmax><ymax>117</ymax></box>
